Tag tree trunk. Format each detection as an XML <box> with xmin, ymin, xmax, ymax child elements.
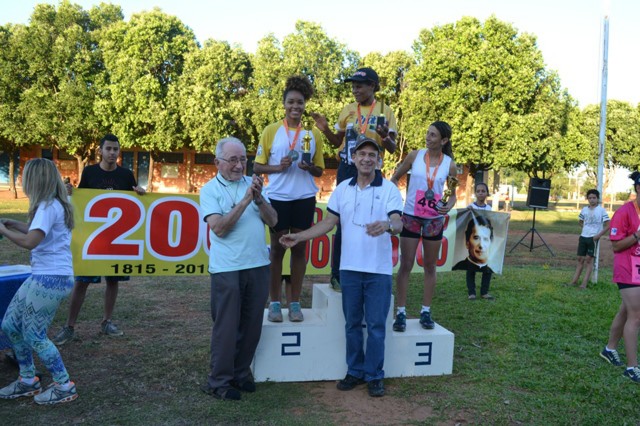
<box><xmin>75</xmin><ymin>154</ymin><xmax>86</xmax><ymax>184</ymax></box>
<box><xmin>185</xmin><ymin>152</ymin><xmax>193</xmax><ymax>193</ymax></box>
<box><xmin>8</xmin><ymin>152</ymin><xmax>17</xmax><ymax>199</ymax></box>
<box><xmin>147</xmin><ymin>153</ymin><xmax>155</xmax><ymax>193</ymax></box>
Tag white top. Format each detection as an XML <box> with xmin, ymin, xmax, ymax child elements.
<box><xmin>403</xmin><ymin>149</ymin><xmax>452</xmax><ymax>218</ymax></box>
<box><xmin>579</xmin><ymin>205</ymin><xmax>610</xmax><ymax>237</ymax></box>
<box><xmin>469</xmin><ymin>202</ymin><xmax>492</xmax><ymax>211</ymax></box>
<box><xmin>327</xmin><ymin>172</ymin><xmax>403</xmax><ymax>275</ymax></box>
<box><xmin>199</xmin><ymin>175</ymin><xmax>271</xmax><ymax>273</ymax></box>
<box><xmin>29</xmin><ymin>199</ymin><xmax>73</xmax><ymax>275</ymax></box>
<box><xmin>256</xmin><ymin>121</ymin><xmax>324</xmax><ymax>201</ymax></box>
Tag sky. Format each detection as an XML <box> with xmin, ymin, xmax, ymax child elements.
<box><xmin>1</xmin><ymin>0</ymin><xmax>639</xmax><ymax>109</ymax></box>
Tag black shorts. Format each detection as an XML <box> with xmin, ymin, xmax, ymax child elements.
<box><xmin>577</xmin><ymin>236</ymin><xmax>596</xmax><ymax>257</ymax></box>
<box><xmin>399</xmin><ymin>214</ymin><xmax>444</xmax><ymax>241</ymax></box>
<box><xmin>617</xmin><ymin>283</ymin><xmax>640</xmax><ymax>290</ymax></box>
<box><xmin>270</xmin><ymin>197</ymin><xmax>316</xmax><ymax>233</ymax></box>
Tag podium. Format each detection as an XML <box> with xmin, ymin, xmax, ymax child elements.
<box><xmin>252</xmin><ymin>284</ymin><xmax>454</xmax><ymax>382</ymax></box>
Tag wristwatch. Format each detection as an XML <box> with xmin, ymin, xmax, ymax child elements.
<box><xmin>386</xmin><ymin>219</ymin><xmax>394</xmax><ymax>234</ymax></box>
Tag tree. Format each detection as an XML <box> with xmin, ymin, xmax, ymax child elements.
<box><xmin>15</xmin><ymin>1</ymin><xmax>124</xmax><ymax>178</ymax></box>
<box><xmin>0</xmin><ymin>24</ymin><xmax>31</xmax><ymax>198</ymax></box>
<box><xmin>171</xmin><ymin>40</ymin><xmax>252</xmax><ymax>190</ymax></box>
<box><xmin>96</xmin><ymin>8</ymin><xmax>197</xmax><ymax>191</ymax></box>
<box><xmin>401</xmin><ymin>16</ymin><xmax>573</xmax><ymax>184</ymax></box>
<box><xmin>578</xmin><ymin>101</ymin><xmax>640</xmax><ymax>188</ymax></box>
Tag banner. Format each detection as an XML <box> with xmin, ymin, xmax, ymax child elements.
<box><xmin>71</xmin><ymin>189</ymin><xmax>509</xmax><ymax>276</ymax></box>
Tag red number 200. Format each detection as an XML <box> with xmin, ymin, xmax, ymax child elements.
<box><xmin>83</xmin><ymin>194</ymin><xmax>203</xmax><ymax>260</ymax></box>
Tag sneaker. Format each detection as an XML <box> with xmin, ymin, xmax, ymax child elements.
<box><xmin>420</xmin><ymin>311</ymin><xmax>435</xmax><ymax>330</ymax></box>
<box><xmin>268</xmin><ymin>303</ymin><xmax>283</xmax><ymax>323</ymax></box>
<box><xmin>34</xmin><ymin>381</ymin><xmax>78</xmax><ymax>405</ymax></box>
<box><xmin>623</xmin><ymin>367</ymin><xmax>640</xmax><ymax>383</ymax></box>
<box><xmin>392</xmin><ymin>312</ymin><xmax>406</xmax><ymax>332</ymax></box>
<box><xmin>336</xmin><ymin>374</ymin><xmax>365</xmax><ymax>391</ymax></box>
<box><xmin>288</xmin><ymin>302</ymin><xmax>304</xmax><ymax>322</ymax></box>
<box><xmin>367</xmin><ymin>379</ymin><xmax>385</xmax><ymax>397</ymax></box>
<box><xmin>0</xmin><ymin>377</ymin><xmax>41</xmax><ymax>399</ymax></box>
<box><xmin>52</xmin><ymin>326</ymin><xmax>76</xmax><ymax>345</ymax></box>
<box><xmin>330</xmin><ymin>277</ymin><xmax>341</xmax><ymax>292</ymax></box>
<box><xmin>481</xmin><ymin>294</ymin><xmax>495</xmax><ymax>300</ymax></box>
<box><xmin>101</xmin><ymin>320</ymin><xmax>124</xmax><ymax>336</ymax></box>
<box><xmin>468</xmin><ymin>294</ymin><xmax>477</xmax><ymax>300</ymax></box>
<box><xmin>600</xmin><ymin>347</ymin><xmax>623</xmax><ymax>367</ymax></box>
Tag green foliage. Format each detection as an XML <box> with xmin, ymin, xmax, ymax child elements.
<box><xmin>401</xmin><ymin>15</ymin><xmax>579</xmax><ymax>177</ymax></box>
<box><xmin>172</xmin><ymin>40</ymin><xmax>253</xmax><ymax>152</ymax></box>
<box><xmin>95</xmin><ymin>8</ymin><xmax>197</xmax><ymax>152</ymax></box>
<box><xmin>0</xmin><ymin>5</ymin><xmax>638</xmax><ymax>187</ymax></box>
<box><xmin>579</xmin><ymin>100</ymin><xmax>640</xmax><ymax>172</ymax></box>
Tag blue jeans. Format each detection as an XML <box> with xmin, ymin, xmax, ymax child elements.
<box><xmin>339</xmin><ymin>270</ymin><xmax>392</xmax><ymax>382</ymax></box>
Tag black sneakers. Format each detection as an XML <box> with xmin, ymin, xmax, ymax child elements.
<box><xmin>336</xmin><ymin>374</ymin><xmax>365</xmax><ymax>391</ymax></box>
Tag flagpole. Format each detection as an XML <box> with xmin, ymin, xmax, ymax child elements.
<box><xmin>593</xmin><ymin>9</ymin><xmax>609</xmax><ymax>283</ymax></box>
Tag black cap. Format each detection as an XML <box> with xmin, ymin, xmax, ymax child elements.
<box><xmin>354</xmin><ymin>137</ymin><xmax>381</xmax><ymax>153</ymax></box>
<box><xmin>345</xmin><ymin>67</ymin><xmax>379</xmax><ymax>84</ymax></box>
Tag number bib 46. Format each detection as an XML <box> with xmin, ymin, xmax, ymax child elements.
<box><xmin>414</xmin><ymin>190</ymin><xmax>441</xmax><ymax>218</ymax></box>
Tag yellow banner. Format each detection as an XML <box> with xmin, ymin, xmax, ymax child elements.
<box><xmin>71</xmin><ymin>189</ymin><xmax>509</xmax><ymax>276</ymax></box>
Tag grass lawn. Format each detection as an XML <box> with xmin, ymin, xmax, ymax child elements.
<box><xmin>1</xmin><ymin>200</ymin><xmax>639</xmax><ymax>424</ymax></box>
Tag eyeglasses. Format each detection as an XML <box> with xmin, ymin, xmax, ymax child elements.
<box><xmin>218</xmin><ymin>157</ymin><xmax>248</xmax><ymax>166</ymax></box>
<box><xmin>352</xmin><ymin>187</ymin><xmax>375</xmax><ymax>228</ymax></box>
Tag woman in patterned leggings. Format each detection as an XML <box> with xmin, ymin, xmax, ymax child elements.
<box><xmin>0</xmin><ymin>158</ymin><xmax>78</xmax><ymax>405</ymax></box>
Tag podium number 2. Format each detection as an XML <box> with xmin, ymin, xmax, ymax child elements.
<box><xmin>281</xmin><ymin>332</ymin><xmax>301</xmax><ymax>356</ymax></box>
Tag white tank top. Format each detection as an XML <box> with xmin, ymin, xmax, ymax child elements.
<box><xmin>403</xmin><ymin>149</ymin><xmax>452</xmax><ymax>218</ymax></box>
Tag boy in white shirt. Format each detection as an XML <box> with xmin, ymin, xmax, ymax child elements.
<box><xmin>568</xmin><ymin>189</ymin><xmax>610</xmax><ymax>289</ymax></box>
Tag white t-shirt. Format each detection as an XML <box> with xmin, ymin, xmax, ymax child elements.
<box><xmin>29</xmin><ymin>199</ymin><xmax>73</xmax><ymax>275</ymax></box>
<box><xmin>255</xmin><ymin>121</ymin><xmax>324</xmax><ymax>201</ymax></box>
<box><xmin>470</xmin><ymin>202</ymin><xmax>492</xmax><ymax>211</ymax></box>
<box><xmin>327</xmin><ymin>172</ymin><xmax>403</xmax><ymax>275</ymax></box>
<box><xmin>579</xmin><ymin>205</ymin><xmax>610</xmax><ymax>237</ymax></box>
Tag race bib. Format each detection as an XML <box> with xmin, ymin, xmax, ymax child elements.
<box><xmin>414</xmin><ymin>190</ymin><xmax>441</xmax><ymax>218</ymax></box>
<box><xmin>632</xmin><ymin>254</ymin><xmax>640</xmax><ymax>285</ymax></box>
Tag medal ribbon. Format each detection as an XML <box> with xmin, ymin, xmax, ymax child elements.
<box><xmin>356</xmin><ymin>100</ymin><xmax>377</xmax><ymax>136</ymax></box>
<box><xmin>425</xmin><ymin>151</ymin><xmax>443</xmax><ymax>193</ymax></box>
<box><xmin>283</xmin><ymin>119</ymin><xmax>302</xmax><ymax>151</ymax></box>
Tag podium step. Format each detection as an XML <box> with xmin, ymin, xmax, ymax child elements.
<box><xmin>252</xmin><ymin>284</ymin><xmax>454</xmax><ymax>382</ymax></box>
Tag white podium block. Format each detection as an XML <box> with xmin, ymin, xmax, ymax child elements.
<box><xmin>252</xmin><ymin>284</ymin><xmax>454</xmax><ymax>382</ymax></box>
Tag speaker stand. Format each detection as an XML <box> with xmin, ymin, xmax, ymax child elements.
<box><xmin>509</xmin><ymin>208</ymin><xmax>554</xmax><ymax>256</ymax></box>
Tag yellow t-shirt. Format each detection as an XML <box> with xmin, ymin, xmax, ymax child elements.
<box><xmin>335</xmin><ymin>100</ymin><xmax>397</xmax><ymax>161</ymax></box>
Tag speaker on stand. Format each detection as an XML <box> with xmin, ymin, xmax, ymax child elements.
<box><xmin>510</xmin><ymin>178</ymin><xmax>554</xmax><ymax>256</ymax></box>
